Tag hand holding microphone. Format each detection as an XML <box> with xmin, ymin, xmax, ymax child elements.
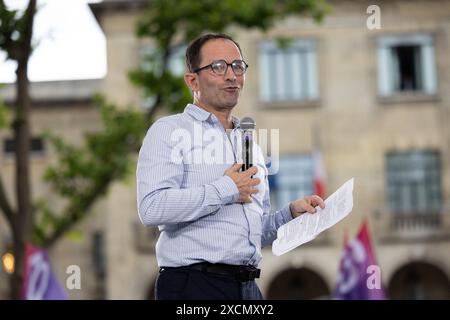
<box><xmin>224</xmin><ymin>163</ymin><xmax>259</xmax><ymax>203</ymax></box>
<box><xmin>240</xmin><ymin>117</ymin><xmax>255</xmax><ymax>172</ymax></box>
<box><xmin>224</xmin><ymin>116</ymin><xmax>259</xmax><ymax>203</ymax></box>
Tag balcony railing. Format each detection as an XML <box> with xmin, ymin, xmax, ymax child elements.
<box><xmin>391</xmin><ymin>212</ymin><xmax>442</xmax><ymax>231</ymax></box>
<box><xmin>373</xmin><ymin>207</ymin><xmax>450</xmax><ymax>242</ymax></box>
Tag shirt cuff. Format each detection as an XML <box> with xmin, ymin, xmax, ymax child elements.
<box><xmin>280</xmin><ymin>204</ymin><xmax>294</xmax><ymax>224</ymax></box>
<box><xmin>210</xmin><ymin>176</ymin><xmax>240</xmax><ymax>204</ymax></box>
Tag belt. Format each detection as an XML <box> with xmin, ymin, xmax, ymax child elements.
<box><xmin>160</xmin><ymin>263</ymin><xmax>261</xmax><ymax>282</ymax></box>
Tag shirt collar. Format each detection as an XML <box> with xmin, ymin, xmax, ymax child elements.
<box><xmin>184</xmin><ymin>104</ymin><xmax>241</xmax><ymax>129</ymax></box>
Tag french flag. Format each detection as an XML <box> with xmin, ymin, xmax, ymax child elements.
<box><xmin>312</xmin><ymin>146</ymin><xmax>326</xmax><ymax>199</ymax></box>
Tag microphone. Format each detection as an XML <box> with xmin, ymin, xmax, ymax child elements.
<box><xmin>240</xmin><ymin>117</ymin><xmax>256</xmax><ymax>172</ymax></box>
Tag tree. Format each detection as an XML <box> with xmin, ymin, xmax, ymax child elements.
<box><xmin>32</xmin><ymin>96</ymin><xmax>146</xmax><ymax>250</ymax></box>
<box><xmin>0</xmin><ymin>0</ymin><xmax>37</xmax><ymax>299</ymax></box>
<box><xmin>0</xmin><ymin>2</ymin><xmax>147</xmax><ymax>299</ymax></box>
<box><xmin>129</xmin><ymin>0</ymin><xmax>330</xmax><ymax>120</ymax></box>
<box><xmin>1</xmin><ymin>0</ymin><xmax>329</xmax><ymax>299</ymax></box>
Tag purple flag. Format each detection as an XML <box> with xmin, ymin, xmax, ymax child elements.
<box><xmin>334</xmin><ymin>220</ymin><xmax>386</xmax><ymax>299</ymax></box>
<box><xmin>21</xmin><ymin>245</ymin><xmax>68</xmax><ymax>300</ymax></box>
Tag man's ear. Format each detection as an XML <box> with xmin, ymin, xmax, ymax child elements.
<box><xmin>184</xmin><ymin>73</ymin><xmax>198</xmax><ymax>91</ymax></box>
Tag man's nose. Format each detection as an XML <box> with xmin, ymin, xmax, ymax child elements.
<box><xmin>224</xmin><ymin>65</ymin><xmax>236</xmax><ymax>81</ymax></box>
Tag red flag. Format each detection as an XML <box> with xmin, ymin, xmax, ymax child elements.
<box><xmin>313</xmin><ymin>147</ymin><xmax>326</xmax><ymax>198</ymax></box>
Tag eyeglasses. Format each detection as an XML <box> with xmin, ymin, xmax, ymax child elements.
<box><xmin>193</xmin><ymin>59</ymin><xmax>249</xmax><ymax>76</ymax></box>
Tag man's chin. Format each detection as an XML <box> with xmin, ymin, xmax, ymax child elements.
<box><xmin>222</xmin><ymin>102</ymin><xmax>238</xmax><ymax>109</ymax></box>
<box><xmin>223</xmin><ymin>97</ymin><xmax>240</xmax><ymax>108</ymax></box>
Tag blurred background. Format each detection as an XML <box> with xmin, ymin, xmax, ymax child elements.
<box><xmin>0</xmin><ymin>0</ymin><xmax>449</xmax><ymax>299</ymax></box>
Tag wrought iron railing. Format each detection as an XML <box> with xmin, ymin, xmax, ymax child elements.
<box><xmin>390</xmin><ymin>212</ymin><xmax>442</xmax><ymax>231</ymax></box>
<box><xmin>373</xmin><ymin>207</ymin><xmax>450</xmax><ymax>241</ymax></box>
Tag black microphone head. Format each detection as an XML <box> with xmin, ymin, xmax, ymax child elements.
<box><xmin>240</xmin><ymin>117</ymin><xmax>256</xmax><ymax>130</ymax></box>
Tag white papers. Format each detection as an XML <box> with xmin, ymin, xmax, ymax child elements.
<box><xmin>272</xmin><ymin>178</ymin><xmax>354</xmax><ymax>256</ymax></box>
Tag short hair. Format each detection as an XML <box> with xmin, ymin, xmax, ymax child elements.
<box><xmin>185</xmin><ymin>33</ymin><xmax>243</xmax><ymax>72</ymax></box>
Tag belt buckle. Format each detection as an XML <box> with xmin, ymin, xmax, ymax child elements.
<box><xmin>237</xmin><ymin>268</ymin><xmax>249</xmax><ymax>282</ymax></box>
<box><xmin>237</xmin><ymin>266</ymin><xmax>260</xmax><ymax>282</ymax></box>
<box><xmin>249</xmin><ymin>268</ymin><xmax>261</xmax><ymax>280</ymax></box>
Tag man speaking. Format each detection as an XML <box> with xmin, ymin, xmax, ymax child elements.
<box><xmin>137</xmin><ymin>33</ymin><xmax>325</xmax><ymax>300</ymax></box>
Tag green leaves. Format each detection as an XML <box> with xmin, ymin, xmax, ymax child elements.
<box><xmin>0</xmin><ymin>1</ymin><xmax>36</xmax><ymax>61</ymax></box>
<box><xmin>0</xmin><ymin>95</ymin><xmax>8</xmax><ymax>128</ymax></box>
<box><xmin>131</xmin><ymin>0</ymin><xmax>330</xmax><ymax>118</ymax></box>
<box><xmin>0</xmin><ymin>4</ymin><xmax>22</xmax><ymax>59</ymax></box>
<box><xmin>136</xmin><ymin>0</ymin><xmax>330</xmax><ymax>42</ymax></box>
<box><xmin>34</xmin><ymin>95</ymin><xmax>149</xmax><ymax>247</ymax></box>
<box><xmin>43</xmin><ymin>95</ymin><xmax>147</xmax><ymax>190</ymax></box>
<box><xmin>43</xmin><ymin>95</ymin><xmax>147</xmax><ymax>195</ymax></box>
<box><xmin>20</xmin><ymin>0</ymin><xmax>330</xmax><ymax>248</ymax></box>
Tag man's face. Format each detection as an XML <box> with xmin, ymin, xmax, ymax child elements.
<box><xmin>188</xmin><ymin>39</ymin><xmax>245</xmax><ymax>111</ymax></box>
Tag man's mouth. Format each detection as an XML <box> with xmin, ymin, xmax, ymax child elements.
<box><xmin>223</xmin><ymin>86</ymin><xmax>239</xmax><ymax>92</ymax></box>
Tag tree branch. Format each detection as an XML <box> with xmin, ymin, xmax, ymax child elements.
<box><xmin>0</xmin><ymin>173</ymin><xmax>15</xmax><ymax>227</ymax></box>
<box><xmin>145</xmin><ymin>95</ymin><xmax>161</xmax><ymax>120</ymax></box>
<box><xmin>145</xmin><ymin>45</ymin><xmax>171</xmax><ymax>120</ymax></box>
<box><xmin>42</xmin><ymin>177</ymin><xmax>112</xmax><ymax>249</ymax></box>
<box><xmin>21</xmin><ymin>0</ymin><xmax>36</xmax><ymax>60</ymax></box>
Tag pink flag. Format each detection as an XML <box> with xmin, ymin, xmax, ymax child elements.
<box><xmin>334</xmin><ymin>220</ymin><xmax>386</xmax><ymax>299</ymax></box>
<box><xmin>21</xmin><ymin>244</ymin><xmax>68</xmax><ymax>300</ymax></box>
<box><xmin>312</xmin><ymin>147</ymin><xmax>326</xmax><ymax>199</ymax></box>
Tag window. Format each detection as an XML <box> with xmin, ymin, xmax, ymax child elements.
<box><xmin>268</xmin><ymin>154</ymin><xmax>313</xmax><ymax>211</ymax></box>
<box><xmin>259</xmin><ymin>39</ymin><xmax>319</xmax><ymax>103</ymax></box>
<box><xmin>377</xmin><ymin>34</ymin><xmax>437</xmax><ymax>96</ymax></box>
<box><xmin>3</xmin><ymin>137</ymin><xmax>45</xmax><ymax>156</ymax></box>
<box><xmin>386</xmin><ymin>150</ymin><xmax>441</xmax><ymax>213</ymax></box>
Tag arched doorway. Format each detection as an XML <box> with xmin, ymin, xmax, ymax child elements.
<box><xmin>266</xmin><ymin>267</ymin><xmax>330</xmax><ymax>299</ymax></box>
<box><xmin>388</xmin><ymin>261</ymin><xmax>450</xmax><ymax>299</ymax></box>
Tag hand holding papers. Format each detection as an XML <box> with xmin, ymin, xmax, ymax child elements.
<box><xmin>272</xmin><ymin>178</ymin><xmax>354</xmax><ymax>256</ymax></box>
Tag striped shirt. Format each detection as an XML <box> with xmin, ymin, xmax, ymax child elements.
<box><xmin>137</xmin><ymin>104</ymin><xmax>292</xmax><ymax>267</ymax></box>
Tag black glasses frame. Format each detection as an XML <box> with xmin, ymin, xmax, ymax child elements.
<box><xmin>193</xmin><ymin>59</ymin><xmax>249</xmax><ymax>75</ymax></box>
